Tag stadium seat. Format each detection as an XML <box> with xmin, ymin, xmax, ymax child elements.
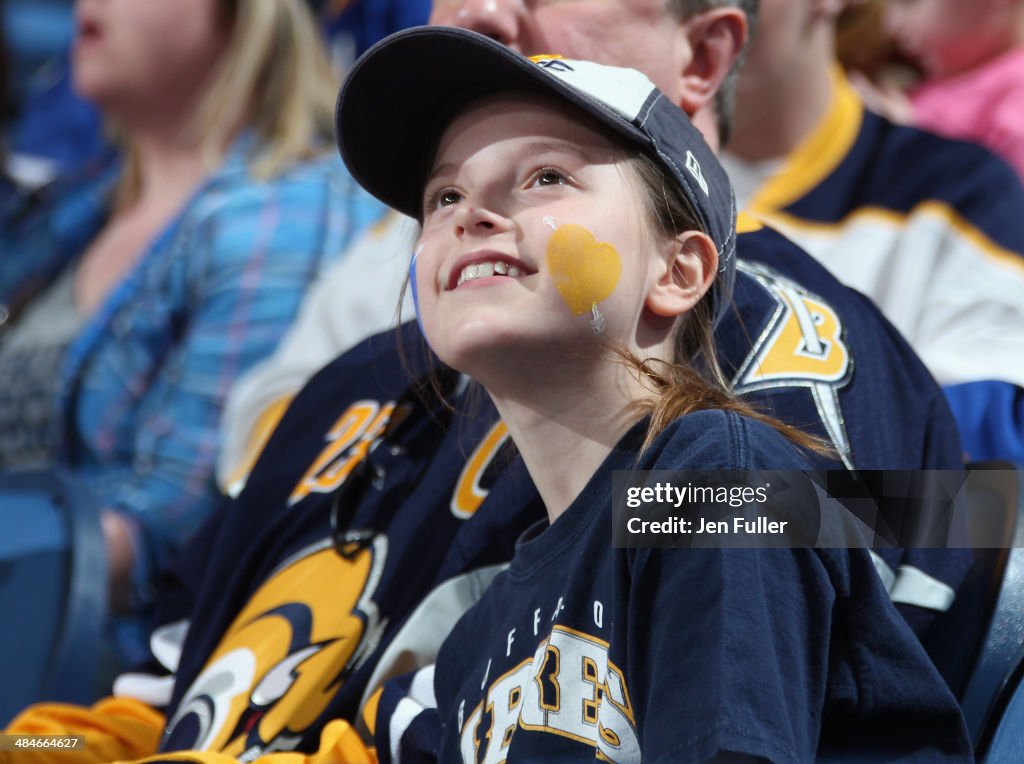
<box><xmin>984</xmin><ymin>670</ymin><xmax>1024</xmax><ymax>763</ymax></box>
<box><xmin>0</xmin><ymin>469</ymin><xmax>107</xmax><ymax>725</ymax></box>
<box><xmin>922</xmin><ymin>462</ymin><xmax>1024</xmax><ymax>757</ymax></box>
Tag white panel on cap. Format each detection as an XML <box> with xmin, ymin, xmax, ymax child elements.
<box><xmin>532</xmin><ymin>58</ymin><xmax>656</xmax><ymax>121</ymax></box>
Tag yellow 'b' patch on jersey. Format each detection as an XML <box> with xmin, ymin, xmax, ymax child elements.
<box><xmin>732</xmin><ymin>261</ymin><xmax>854</xmax><ymax>468</ymax></box>
<box><xmin>741</xmin><ymin>290</ymin><xmax>849</xmax><ymax>384</ymax></box>
<box><xmin>732</xmin><ymin>262</ymin><xmax>852</xmax><ymax>390</ymax></box>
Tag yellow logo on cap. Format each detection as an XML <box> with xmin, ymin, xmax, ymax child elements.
<box><xmin>529</xmin><ymin>53</ymin><xmax>564</xmax><ymax>63</ymax></box>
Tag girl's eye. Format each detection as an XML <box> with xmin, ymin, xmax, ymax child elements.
<box><xmin>424</xmin><ymin>187</ymin><xmax>462</xmax><ymax>216</ymax></box>
<box><xmin>438</xmin><ymin>189</ymin><xmax>462</xmax><ymax>207</ymax></box>
<box><xmin>532</xmin><ymin>169</ymin><xmax>567</xmax><ymax>187</ymax></box>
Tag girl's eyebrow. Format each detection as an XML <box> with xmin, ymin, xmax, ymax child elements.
<box><xmin>506</xmin><ymin>138</ymin><xmax>607</xmax><ymax>166</ymax></box>
<box><xmin>425</xmin><ymin>162</ymin><xmax>458</xmax><ymax>186</ymax></box>
<box><xmin>426</xmin><ymin>138</ymin><xmax>604</xmax><ymax>185</ymax></box>
<box><xmin>516</xmin><ymin>138</ymin><xmax>590</xmax><ymax>157</ymax></box>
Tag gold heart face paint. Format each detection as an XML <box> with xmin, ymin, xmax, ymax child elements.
<box><xmin>545</xmin><ymin>224</ymin><xmax>622</xmax><ymax>316</ymax></box>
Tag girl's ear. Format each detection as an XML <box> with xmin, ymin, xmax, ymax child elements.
<box><xmin>645</xmin><ymin>231</ymin><xmax>718</xmax><ymax>318</ymax></box>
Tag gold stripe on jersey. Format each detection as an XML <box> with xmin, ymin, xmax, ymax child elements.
<box><xmin>450</xmin><ymin>421</ymin><xmax>511</xmax><ymax>519</ymax></box>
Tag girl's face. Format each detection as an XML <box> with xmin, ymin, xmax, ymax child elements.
<box><xmin>72</xmin><ymin>0</ymin><xmax>229</xmax><ymax>120</ymax></box>
<box><xmin>884</xmin><ymin>0</ymin><xmax>1017</xmax><ymax>78</ymax></box>
<box><xmin>414</xmin><ymin>94</ymin><xmax>690</xmax><ymax>382</ymax></box>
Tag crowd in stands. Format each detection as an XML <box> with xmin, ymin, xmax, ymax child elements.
<box><xmin>0</xmin><ymin>0</ymin><xmax>1021</xmax><ymax>762</ymax></box>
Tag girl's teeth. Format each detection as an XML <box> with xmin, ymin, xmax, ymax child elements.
<box><xmin>457</xmin><ymin>261</ymin><xmax>524</xmax><ymax>285</ymax></box>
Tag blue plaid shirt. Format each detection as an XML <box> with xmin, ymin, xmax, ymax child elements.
<box><xmin>0</xmin><ymin>134</ymin><xmax>386</xmax><ymax>599</ymax></box>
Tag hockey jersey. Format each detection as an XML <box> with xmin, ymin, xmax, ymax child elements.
<box><xmin>724</xmin><ymin>66</ymin><xmax>1024</xmax><ymax>462</ymax></box>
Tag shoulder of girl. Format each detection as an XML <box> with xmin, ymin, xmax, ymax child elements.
<box><xmin>654</xmin><ymin>409</ymin><xmax>807</xmax><ymax>470</ymax></box>
<box><xmin>653</xmin><ymin>409</ymin><xmax>743</xmax><ymax>467</ymax></box>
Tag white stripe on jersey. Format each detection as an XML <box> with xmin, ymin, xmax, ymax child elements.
<box><xmin>870</xmin><ymin>551</ymin><xmax>956</xmax><ymax>611</ymax></box>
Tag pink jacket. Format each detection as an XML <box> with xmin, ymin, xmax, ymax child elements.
<box><xmin>912</xmin><ymin>46</ymin><xmax>1024</xmax><ymax>180</ymax></box>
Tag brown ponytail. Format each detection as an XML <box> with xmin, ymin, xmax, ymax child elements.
<box><xmin>624</xmin><ymin>152</ymin><xmax>833</xmax><ymax>458</ymax></box>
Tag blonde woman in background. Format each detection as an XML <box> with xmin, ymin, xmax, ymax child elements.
<box><xmin>0</xmin><ymin>0</ymin><xmax>384</xmax><ymax>666</ymax></box>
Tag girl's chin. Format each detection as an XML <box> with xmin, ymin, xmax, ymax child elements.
<box><xmin>441</xmin><ymin>337</ymin><xmax>604</xmax><ymax>389</ymax></box>
<box><xmin>425</xmin><ymin>306</ymin><xmax>608</xmax><ymax>363</ymax></box>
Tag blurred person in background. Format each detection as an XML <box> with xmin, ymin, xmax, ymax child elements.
<box><xmin>722</xmin><ymin>0</ymin><xmax>1024</xmax><ymax>464</ymax></box>
<box><xmin>836</xmin><ymin>0</ymin><xmax>921</xmax><ymax>88</ymax></box>
<box><xmin>836</xmin><ymin>0</ymin><xmax>905</xmax><ymax>75</ymax></box>
<box><xmin>0</xmin><ymin>0</ymin><xmax>384</xmax><ymax>665</ymax></box>
<box><xmin>0</xmin><ymin>0</ymin><xmax>431</xmax><ymax>195</ymax></box>
<box><xmin>853</xmin><ymin>0</ymin><xmax>1024</xmax><ymax>181</ymax></box>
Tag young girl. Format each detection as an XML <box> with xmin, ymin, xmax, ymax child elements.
<box><xmin>337</xmin><ymin>26</ymin><xmax>971</xmax><ymax>762</ymax></box>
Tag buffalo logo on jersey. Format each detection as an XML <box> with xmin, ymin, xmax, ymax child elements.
<box><xmin>461</xmin><ymin>625</ymin><xmax>639</xmax><ymax>762</ymax></box>
<box><xmin>163</xmin><ymin>538</ymin><xmax>387</xmax><ymax>758</ymax></box>
<box><xmin>731</xmin><ymin>261</ymin><xmax>855</xmax><ymax>468</ymax></box>
<box><xmin>290</xmin><ymin>396</ymin><xmax>511</xmax><ymax>518</ymax></box>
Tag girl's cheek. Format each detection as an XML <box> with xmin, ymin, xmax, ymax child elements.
<box><xmin>544</xmin><ymin>223</ymin><xmax>622</xmax><ymax>317</ymax></box>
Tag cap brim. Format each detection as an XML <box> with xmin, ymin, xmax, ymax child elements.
<box><xmin>335</xmin><ymin>25</ymin><xmax>648</xmax><ymax>220</ymax></box>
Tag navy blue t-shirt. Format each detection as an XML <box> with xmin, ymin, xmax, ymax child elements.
<box><xmin>428</xmin><ymin>411</ymin><xmax>970</xmax><ymax>762</ymax></box>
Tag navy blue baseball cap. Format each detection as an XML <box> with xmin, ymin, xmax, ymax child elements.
<box><xmin>335</xmin><ymin>25</ymin><xmax>737</xmax><ymax>320</ymax></box>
